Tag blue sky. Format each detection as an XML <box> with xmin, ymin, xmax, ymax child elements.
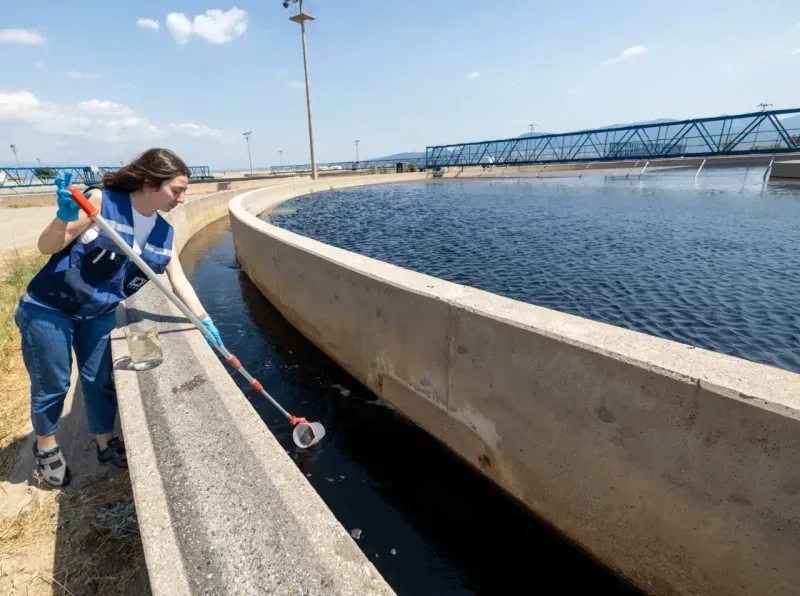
<box><xmin>2</xmin><ymin>0</ymin><xmax>800</xmax><ymax>169</ymax></box>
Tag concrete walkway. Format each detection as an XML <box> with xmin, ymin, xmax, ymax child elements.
<box><xmin>0</xmin><ymin>206</ymin><xmax>54</xmax><ymax>254</ymax></box>
<box><xmin>115</xmin><ymin>282</ymin><xmax>394</xmax><ymax>595</ymax></box>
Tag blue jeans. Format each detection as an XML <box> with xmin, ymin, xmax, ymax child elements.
<box><xmin>15</xmin><ymin>300</ymin><xmax>118</xmax><ymax>437</ymax></box>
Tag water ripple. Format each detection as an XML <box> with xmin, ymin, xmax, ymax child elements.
<box><xmin>271</xmin><ymin>170</ymin><xmax>800</xmax><ymax>374</ymax></box>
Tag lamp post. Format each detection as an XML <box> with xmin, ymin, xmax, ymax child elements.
<box><xmin>243</xmin><ymin>131</ymin><xmax>253</xmax><ymax>175</ymax></box>
<box><xmin>278</xmin><ymin>150</ymin><xmax>283</xmax><ymax>167</ymax></box>
<box><xmin>525</xmin><ymin>125</ymin><xmax>537</xmax><ymax>161</ymax></box>
<box><xmin>284</xmin><ymin>0</ymin><xmax>317</xmax><ymax>179</ymax></box>
<box><xmin>354</xmin><ymin>139</ymin><xmax>360</xmax><ymax>166</ymax></box>
<box><xmin>753</xmin><ymin>103</ymin><xmax>773</xmax><ymax>149</ymax></box>
<box><xmin>10</xmin><ymin>144</ymin><xmax>19</xmax><ymax>168</ymax></box>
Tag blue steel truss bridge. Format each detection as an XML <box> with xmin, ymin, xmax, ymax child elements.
<box><xmin>425</xmin><ymin>108</ymin><xmax>800</xmax><ymax>169</ymax></box>
<box><xmin>0</xmin><ymin>165</ymin><xmax>213</xmax><ymax>189</ymax></box>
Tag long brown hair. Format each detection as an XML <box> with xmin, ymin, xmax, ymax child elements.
<box><xmin>101</xmin><ymin>148</ymin><xmax>190</xmax><ymax>192</ymax></box>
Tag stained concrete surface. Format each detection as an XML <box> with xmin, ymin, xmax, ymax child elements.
<box><xmin>114</xmin><ymin>283</ymin><xmax>394</xmax><ymax>595</ymax></box>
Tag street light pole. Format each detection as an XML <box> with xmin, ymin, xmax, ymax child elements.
<box><xmin>279</xmin><ymin>150</ymin><xmax>283</xmax><ymax>167</ymax></box>
<box><xmin>753</xmin><ymin>103</ymin><xmax>773</xmax><ymax>149</ymax></box>
<box><xmin>10</xmin><ymin>144</ymin><xmax>19</xmax><ymax>168</ymax></box>
<box><xmin>243</xmin><ymin>131</ymin><xmax>253</xmax><ymax>175</ymax></box>
<box><xmin>355</xmin><ymin>139</ymin><xmax>360</xmax><ymax>165</ymax></box>
<box><xmin>286</xmin><ymin>0</ymin><xmax>317</xmax><ymax>180</ymax></box>
<box><xmin>528</xmin><ymin>123</ymin><xmax>537</xmax><ymax>135</ymax></box>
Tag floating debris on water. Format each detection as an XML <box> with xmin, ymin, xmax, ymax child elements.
<box><xmin>390</xmin><ymin>548</ymin><xmax>397</xmax><ymax>555</ymax></box>
<box><xmin>350</xmin><ymin>528</ymin><xmax>362</xmax><ymax>540</ymax></box>
<box><xmin>331</xmin><ymin>383</ymin><xmax>352</xmax><ymax>397</ymax></box>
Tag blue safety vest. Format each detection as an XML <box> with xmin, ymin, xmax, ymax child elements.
<box><xmin>27</xmin><ymin>188</ymin><xmax>174</xmax><ymax>318</ymax></box>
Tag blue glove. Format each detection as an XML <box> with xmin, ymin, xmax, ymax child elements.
<box><xmin>55</xmin><ymin>172</ymin><xmax>91</xmax><ymax>223</ymax></box>
<box><xmin>200</xmin><ymin>317</ymin><xmax>223</xmax><ymax>349</ymax></box>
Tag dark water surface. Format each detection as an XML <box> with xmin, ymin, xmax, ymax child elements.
<box><xmin>180</xmin><ymin>218</ymin><xmax>641</xmax><ymax>596</ymax></box>
<box><xmin>271</xmin><ymin>168</ymin><xmax>800</xmax><ymax>373</ymax></box>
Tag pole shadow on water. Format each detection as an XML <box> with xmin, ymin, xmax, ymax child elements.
<box><xmin>181</xmin><ymin>216</ymin><xmax>643</xmax><ymax>595</ymax></box>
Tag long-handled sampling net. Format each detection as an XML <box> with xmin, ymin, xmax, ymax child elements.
<box><xmin>68</xmin><ymin>185</ymin><xmax>325</xmax><ymax>448</ymax></box>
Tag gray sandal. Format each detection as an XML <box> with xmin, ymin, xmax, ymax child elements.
<box><xmin>33</xmin><ymin>444</ymin><xmax>72</xmax><ymax>488</ymax></box>
<box><xmin>97</xmin><ymin>437</ymin><xmax>128</xmax><ymax>468</ymax></box>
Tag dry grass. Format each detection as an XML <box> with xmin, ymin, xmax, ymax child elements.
<box><xmin>0</xmin><ymin>493</ymin><xmax>59</xmax><ymax>556</ymax></box>
<box><xmin>54</xmin><ymin>474</ymin><xmax>147</xmax><ymax>596</ymax></box>
<box><xmin>0</xmin><ymin>475</ymin><xmax>147</xmax><ymax>596</ymax></box>
<box><xmin>0</xmin><ymin>249</ymin><xmax>149</xmax><ymax>596</ymax></box>
<box><xmin>0</xmin><ymin>248</ymin><xmax>47</xmax><ymax>479</ymax></box>
<box><xmin>1</xmin><ymin>203</ymin><xmax>43</xmax><ymax>209</ymax></box>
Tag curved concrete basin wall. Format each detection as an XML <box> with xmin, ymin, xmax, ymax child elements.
<box><xmin>111</xmin><ymin>183</ymin><xmax>394</xmax><ymax>596</ymax></box>
<box><xmin>230</xmin><ymin>178</ymin><xmax>800</xmax><ymax>596</ymax></box>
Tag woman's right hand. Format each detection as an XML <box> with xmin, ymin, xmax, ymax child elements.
<box><xmin>38</xmin><ymin>175</ymin><xmax>99</xmax><ymax>255</ymax></box>
<box><xmin>55</xmin><ymin>172</ymin><xmax>91</xmax><ymax>222</ymax></box>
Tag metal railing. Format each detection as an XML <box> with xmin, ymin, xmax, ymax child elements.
<box><xmin>270</xmin><ymin>157</ymin><xmax>426</xmax><ymax>174</ymax></box>
<box><xmin>0</xmin><ymin>165</ymin><xmax>213</xmax><ymax>189</ymax></box>
<box><xmin>425</xmin><ymin>108</ymin><xmax>800</xmax><ymax>168</ymax></box>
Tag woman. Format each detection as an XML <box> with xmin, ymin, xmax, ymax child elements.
<box><xmin>15</xmin><ymin>148</ymin><xmax>224</xmax><ymax>487</ymax></box>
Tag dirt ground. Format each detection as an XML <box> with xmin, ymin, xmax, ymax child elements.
<box><xmin>1</xmin><ymin>250</ymin><xmax>149</xmax><ymax>596</ymax></box>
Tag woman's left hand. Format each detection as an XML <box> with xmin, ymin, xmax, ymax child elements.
<box><xmin>200</xmin><ymin>317</ymin><xmax>223</xmax><ymax>349</ymax></box>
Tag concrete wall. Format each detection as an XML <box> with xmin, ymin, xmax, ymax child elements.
<box><xmin>435</xmin><ymin>154</ymin><xmax>793</xmax><ymax>180</ymax></box>
<box><xmin>770</xmin><ymin>160</ymin><xmax>800</xmax><ymax>179</ymax></box>
<box><xmin>229</xmin><ymin>177</ymin><xmax>800</xmax><ymax>596</ymax></box>
<box><xmin>184</xmin><ymin>175</ymin><xmax>306</xmax><ymax>196</ymax></box>
<box><xmin>112</xmin><ymin>181</ymin><xmax>399</xmax><ymax>595</ymax></box>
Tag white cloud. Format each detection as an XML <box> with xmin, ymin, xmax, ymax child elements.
<box><xmin>68</xmin><ymin>71</ymin><xmax>100</xmax><ymax>79</ymax></box>
<box><xmin>124</xmin><ymin>83</ymin><xmax>136</xmax><ymax>90</ymax></box>
<box><xmin>167</xmin><ymin>8</ymin><xmax>247</xmax><ymax>45</ymax></box>
<box><xmin>166</xmin><ymin>13</ymin><xmax>193</xmax><ymax>45</ymax></box>
<box><xmin>35</xmin><ymin>61</ymin><xmax>45</xmax><ymax>69</ymax></box>
<box><xmin>169</xmin><ymin>122</ymin><xmax>224</xmax><ymax>138</ymax></box>
<box><xmin>136</xmin><ymin>18</ymin><xmax>160</xmax><ymax>31</ymax></box>
<box><xmin>790</xmin><ymin>49</ymin><xmax>800</xmax><ymax>56</ymax></box>
<box><xmin>567</xmin><ymin>87</ymin><xmax>583</xmax><ymax>95</ymax></box>
<box><xmin>0</xmin><ymin>29</ymin><xmax>46</xmax><ymax>45</ymax></box>
<box><xmin>0</xmin><ymin>90</ymin><xmax>40</xmax><ymax>112</ymax></box>
<box><xmin>467</xmin><ymin>71</ymin><xmax>480</xmax><ymax>79</ymax></box>
<box><xmin>276</xmin><ymin>68</ymin><xmax>288</xmax><ymax>77</ymax></box>
<box><xmin>287</xmin><ymin>80</ymin><xmax>305</xmax><ymax>89</ymax></box>
<box><xmin>0</xmin><ymin>89</ymin><xmax>226</xmax><ymax>144</ymax></box>
<box><xmin>77</xmin><ymin>99</ymin><xmax>131</xmax><ymax>114</ymax></box>
<box><xmin>601</xmin><ymin>44</ymin><xmax>648</xmax><ymax>66</ymax></box>
<box><xmin>0</xmin><ymin>90</ymin><xmax>92</xmax><ymax>137</ymax></box>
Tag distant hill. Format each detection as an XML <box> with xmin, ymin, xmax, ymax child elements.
<box><xmin>370</xmin><ymin>151</ymin><xmax>426</xmax><ymax>161</ymax></box>
<box><xmin>596</xmin><ymin>118</ymin><xmax>678</xmax><ymax>130</ymax></box>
